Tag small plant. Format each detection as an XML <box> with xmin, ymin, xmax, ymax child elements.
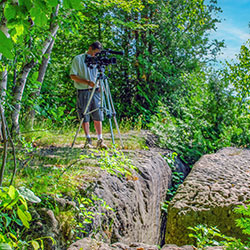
<box><xmin>188</xmin><ymin>224</ymin><xmax>249</xmax><ymax>250</ymax></box>
<box><xmin>161</xmin><ymin>152</ymin><xmax>184</xmax><ymax>212</ymax></box>
<box><xmin>74</xmin><ymin>194</ymin><xmax>114</xmax><ymax>237</ymax></box>
<box><xmin>19</xmin><ymin>136</ymin><xmax>37</xmax><ymax>153</ymax></box>
<box><xmin>81</xmin><ymin>147</ymin><xmax>138</xmax><ymax>178</ymax></box>
<box><xmin>234</xmin><ymin>203</ymin><xmax>250</xmax><ymax>236</ymax></box>
<box><xmin>0</xmin><ymin>185</ymin><xmax>54</xmax><ymax>249</ymax></box>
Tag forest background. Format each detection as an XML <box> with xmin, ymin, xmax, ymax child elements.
<box><xmin>0</xmin><ymin>0</ymin><xmax>250</xmax><ymax>248</ymax></box>
<box><xmin>0</xmin><ymin>0</ymin><xmax>250</xmax><ymax>166</ymax></box>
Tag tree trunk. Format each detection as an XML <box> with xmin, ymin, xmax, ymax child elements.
<box><xmin>11</xmin><ymin>60</ymin><xmax>36</xmax><ymax>134</ymax></box>
<box><xmin>29</xmin><ymin>38</ymin><xmax>55</xmax><ymax>128</ymax></box>
<box><xmin>0</xmin><ymin>68</ymin><xmax>7</xmax><ymax>140</ymax></box>
<box><xmin>11</xmin><ymin>19</ymin><xmax>59</xmax><ymax>134</ymax></box>
<box><xmin>0</xmin><ymin>13</ymin><xmax>8</xmax><ymax>140</ymax></box>
<box><xmin>28</xmin><ymin>4</ymin><xmax>60</xmax><ymax>128</ymax></box>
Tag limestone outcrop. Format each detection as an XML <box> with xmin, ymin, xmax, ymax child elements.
<box><xmin>166</xmin><ymin>147</ymin><xmax>250</xmax><ymax>246</ymax></box>
<box><xmin>92</xmin><ymin>149</ymin><xmax>173</xmax><ymax>245</ymax></box>
<box><xmin>68</xmin><ymin>238</ymin><xmax>224</xmax><ymax>250</ymax></box>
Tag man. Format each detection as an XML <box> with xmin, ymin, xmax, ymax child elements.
<box><xmin>70</xmin><ymin>41</ymin><xmax>107</xmax><ymax>149</ymax></box>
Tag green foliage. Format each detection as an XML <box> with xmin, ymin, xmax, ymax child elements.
<box><xmin>0</xmin><ymin>30</ymin><xmax>13</xmax><ymax>59</ymax></box>
<box><xmin>30</xmin><ymin>0</ymin><xmax>222</xmax><ymax>128</ymax></box>
<box><xmin>225</xmin><ymin>40</ymin><xmax>250</xmax><ymax>109</ymax></box>
<box><xmin>0</xmin><ymin>185</ymin><xmax>51</xmax><ymax>250</ymax></box>
<box><xmin>188</xmin><ymin>224</ymin><xmax>249</xmax><ymax>250</ymax></box>
<box><xmin>235</xmin><ymin>203</ymin><xmax>250</xmax><ymax>236</ymax></box>
<box><xmin>74</xmin><ymin>193</ymin><xmax>114</xmax><ymax>237</ymax></box>
<box><xmin>106</xmin><ymin>0</ymin><xmax>222</xmax><ymax>122</ymax></box>
<box><xmin>161</xmin><ymin>152</ymin><xmax>184</xmax><ymax>212</ymax></box>
<box><xmin>80</xmin><ymin>147</ymin><xmax>138</xmax><ymax>178</ymax></box>
<box><xmin>150</xmin><ymin>69</ymin><xmax>250</xmax><ymax>165</ymax></box>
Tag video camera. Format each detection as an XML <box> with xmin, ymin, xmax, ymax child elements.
<box><xmin>85</xmin><ymin>49</ymin><xmax>124</xmax><ymax>68</ymax></box>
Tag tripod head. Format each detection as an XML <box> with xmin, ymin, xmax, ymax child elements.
<box><xmin>85</xmin><ymin>49</ymin><xmax>124</xmax><ymax>68</ymax></box>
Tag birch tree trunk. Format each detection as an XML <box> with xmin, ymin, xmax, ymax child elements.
<box><xmin>11</xmin><ymin>18</ymin><xmax>59</xmax><ymax>134</ymax></box>
<box><xmin>29</xmin><ymin>38</ymin><xmax>56</xmax><ymax>128</ymax></box>
<box><xmin>28</xmin><ymin>4</ymin><xmax>60</xmax><ymax>128</ymax></box>
<box><xmin>0</xmin><ymin>11</ymin><xmax>9</xmax><ymax>140</ymax></box>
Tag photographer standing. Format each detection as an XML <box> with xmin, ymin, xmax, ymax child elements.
<box><xmin>70</xmin><ymin>41</ymin><xmax>108</xmax><ymax>149</ymax></box>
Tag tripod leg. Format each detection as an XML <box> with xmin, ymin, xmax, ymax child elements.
<box><xmin>105</xmin><ymin>79</ymin><xmax>124</xmax><ymax>148</ymax></box>
<box><xmin>71</xmin><ymin>85</ymin><xmax>98</xmax><ymax>148</ymax></box>
<box><xmin>102</xmin><ymin>80</ymin><xmax>115</xmax><ymax>145</ymax></box>
<box><xmin>71</xmin><ymin>117</ymin><xmax>84</xmax><ymax>148</ymax></box>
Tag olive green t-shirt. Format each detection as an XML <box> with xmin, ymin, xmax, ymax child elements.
<box><xmin>70</xmin><ymin>53</ymin><xmax>98</xmax><ymax>90</ymax></box>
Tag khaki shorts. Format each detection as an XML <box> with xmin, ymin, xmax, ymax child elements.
<box><xmin>77</xmin><ymin>89</ymin><xmax>103</xmax><ymax>122</ymax></box>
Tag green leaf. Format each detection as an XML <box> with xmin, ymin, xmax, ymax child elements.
<box><xmin>15</xmin><ymin>23</ymin><xmax>24</xmax><ymax>37</ymax></box>
<box><xmin>30</xmin><ymin>6</ymin><xmax>47</xmax><ymax>26</ymax></box>
<box><xmin>63</xmin><ymin>0</ymin><xmax>70</xmax><ymax>8</ymax></box>
<box><xmin>18</xmin><ymin>186</ymin><xmax>41</xmax><ymax>203</ymax></box>
<box><xmin>19</xmin><ymin>197</ymin><xmax>28</xmax><ymax>210</ymax></box>
<box><xmin>8</xmin><ymin>233</ymin><xmax>17</xmax><ymax>241</ymax></box>
<box><xmin>17</xmin><ymin>207</ymin><xmax>30</xmax><ymax>228</ymax></box>
<box><xmin>4</xmin><ymin>4</ymin><xmax>17</xmax><ymax>20</ymax></box>
<box><xmin>8</xmin><ymin>186</ymin><xmax>17</xmax><ymax>200</ymax></box>
<box><xmin>0</xmin><ymin>243</ymin><xmax>13</xmax><ymax>250</ymax></box>
<box><xmin>0</xmin><ymin>30</ymin><xmax>14</xmax><ymax>59</ymax></box>
<box><xmin>47</xmin><ymin>0</ymin><xmax>58</xmax><ymax>7</ymax></box>
<box><xmin>24</xmin><ymin>211</ymin><xmax>32</xmax><ymax>221</ymax></box>
<box><xmin>19</xmin><ymin>0</ymin><xmax>33</xmax><ymax>10</ymax></box>
<box><xmin>31</xmin><ymin>241</ymin><xmax>40</xmax><ymax>250</ymax></box>
<box><xmin>2</xmin><ymin>213</ymin><xmax>12</xmax><ymax>228</ymax></box>
<box><xmin>63</xmin><ymin>0</ymin><xmax>82</xmax><ymax>10</ymax></box>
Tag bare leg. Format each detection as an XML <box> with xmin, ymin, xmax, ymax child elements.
<box><xmin>94</xmin><ymin>120</ymin><xmax>102</xmax><ymax>136</ymax></box>
<box><xmin>82</xmin><ymin>122</ymin><xmax>90</xmax><ymax>136</ymax></box>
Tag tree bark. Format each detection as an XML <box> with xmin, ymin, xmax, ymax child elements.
<box><xmin>29</xmin><ymin>38</ymin><xmax>56</xmax><ymax>128</ymax></box>
<box><xmin>11</xmin><ymin>60</ymin><xmax>36</xmax><ymax>134</ymax></box>
<box><xmin>11</xmin><ymin>8</ymin><xmax>59</xmax><ymax>134</ymax></box>
<box><xmin>0</xmin><ymin>12</ymin><xmax>8</xmax><ymax>140</ymax></box>
<box><xmin>28</xmin><ymin>4</ymin><xmax>60</xmax><ymax>128</ymax></box>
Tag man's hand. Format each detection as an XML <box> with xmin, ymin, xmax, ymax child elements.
<box><xmin>70</xmin><ymin>75</ymin><xmax>95</xmax><ymax>88</ymax></box>
<box><xmin>88</xmin><ymin>81</ymin><xmax>95</xmax><ymax>88</ymax></box>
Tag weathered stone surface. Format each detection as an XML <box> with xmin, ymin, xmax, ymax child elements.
<box><xmin>161</xmin><ymin>244</ymin><xmax>194</xmax><ymax>250</ymax></box>
<box><xmin>92</xmin><ymin>149</ymin><xmax>173</xmax><ymax>245</ymax></box>
<box><xmin>28</xmin><ymin>208</ymin><xmax>59</xmax><ymax>250</ymax></box>
<box><xmin>161</xmin><ymin>245</ymin><xmax>224</xmax><ymax>250</ymax></box>
<box><xmin>166</xmin><ymin>147</ymin><xmax>250</xmax><ymax>246</ymax></box>
<box><xmin>68</xmin><ymin>238</ymin><xmax>161</xmax><ymax>250</ymax></box>
<box><xmin>67</xmin><ymin>237</ymin><xmax>113</xmax><ymax>250</ymax></box>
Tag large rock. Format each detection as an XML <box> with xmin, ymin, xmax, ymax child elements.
<box><xmin>68</xmin><ymin>237</ymin><xmax>112</xmax><ymax>250</ymax></box>
<box><xmin>92</xmin><ymin>149</ymin><xmax>173</xmax><ymax>245</ymax></box>
<box><xmin>68</xmin><ymin>238</ymin><xmax>160</xmax><ymax>250</ymax></box>
<box><xmin>166</xmin><ymin>147</ymin><xmax>250</xmax><ymax>246</ymax></box>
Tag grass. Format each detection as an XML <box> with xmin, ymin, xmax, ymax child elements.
<box><xmin>0</xmin><ymin>120</ymin><xmax>148</xmax><ymax>248</ymax></box>
<box><xmin>1</xmin><ymin>122</ymin><xmax>147</xmax><ymax>198</ymax></box>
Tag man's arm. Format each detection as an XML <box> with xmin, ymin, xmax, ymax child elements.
<box><xmin>70</xmin><ymin>75</ymin><xmax>95</xmax><ymax>88</ymax></box>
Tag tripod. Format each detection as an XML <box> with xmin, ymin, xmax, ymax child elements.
<box><xmin>71</xmin><ymin>65</ymin><xmax>124</xmax><ymax>148</ymax></box>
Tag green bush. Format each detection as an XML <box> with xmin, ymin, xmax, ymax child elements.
<box><xmin>149</xmin><ymin>70</ymin><xmax>250</xmax><ymax>165</ymax></box>
<box><xmin>0</xmin><ymin>185</ymin><xmax>53</xmax><ymax>249</ymax></box>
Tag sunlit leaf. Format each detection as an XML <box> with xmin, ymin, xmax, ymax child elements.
<box><xmin>18</xmin><ymin>186</ymin><xmax>41</xmax><ymax>203</ymax></box>
<box><xmin>8</xmin><ymin>185</ymin><xmax>16</xmax><ymax>200</ymax></box>
<box><xmin>0</xmin><ymin>243</ymin><xmax>13</xmax><ymax>250</ymax></box>
<box><xmin>4</xmin><ymin>4</ymin><xmax>17</xmax><ymax>21</ymax></box>
<box><xmin>0</xmin><ymin>30</ymin><xmax>13</xmax><ymax>59</ymax></box>
<box><xmin>17</xmin><ymin>207</ymin><xmax>30</xmax><ymax>228</ymax></box>
<box><xmin>31</xmin><ymin>241</ymin><xmax>40</xmax><ymax>250</ymax></box>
